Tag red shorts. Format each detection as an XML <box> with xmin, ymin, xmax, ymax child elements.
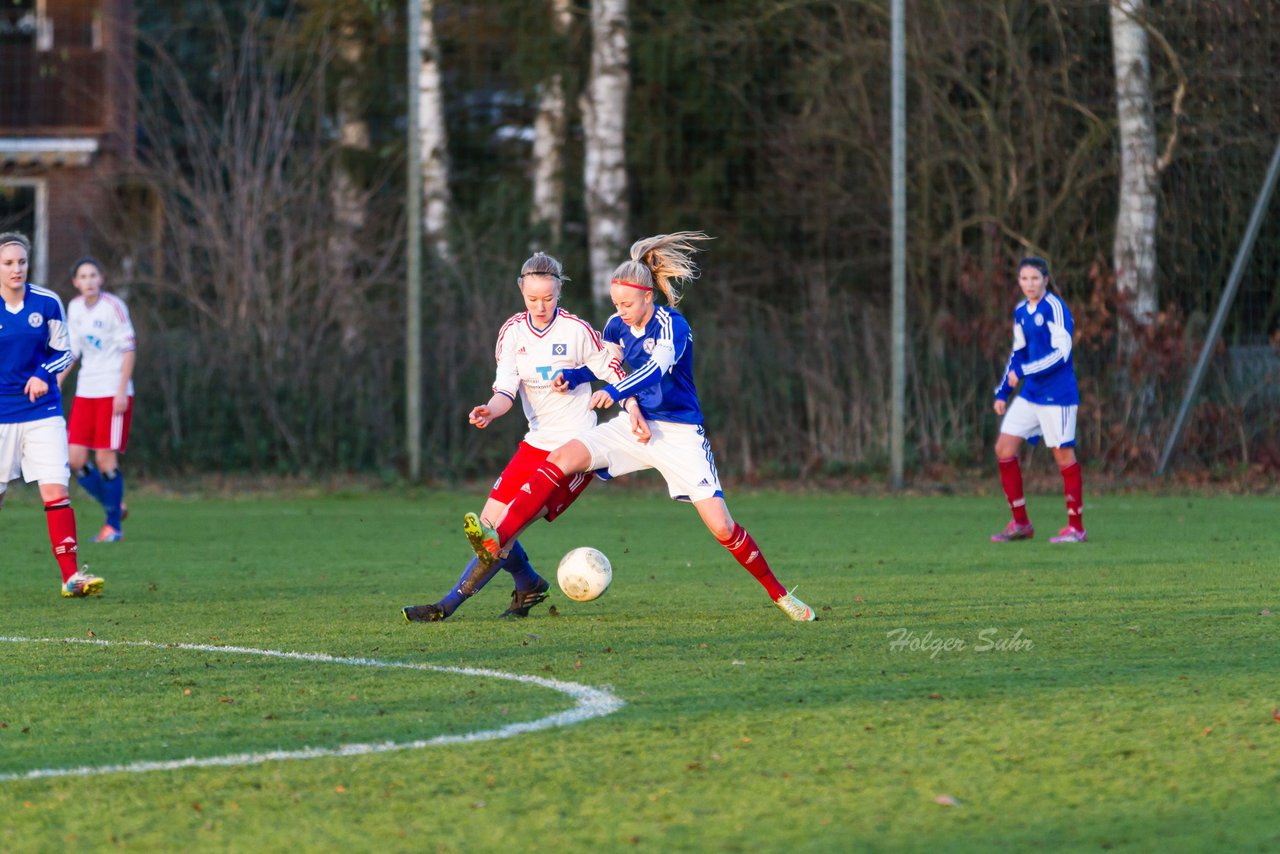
<box><xmin>491</xmin><ymin>441</ymin><xmax>593</xmax><ymax>522</ymax></box>
<box><xmin>67</xmin><ymin>396</ymin><xmax>134</xmax><ymax>453</ymax></box>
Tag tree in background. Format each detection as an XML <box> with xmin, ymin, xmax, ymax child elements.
<box><xmin>529</xmin><ymin>0</ymin><xmax>574</xmax><ymax>247</ymax></box>
<box><xmin>581</xmin><ymin>0</ymin><xmax>630</xmax><ymax>303</ymax></box>
<box><xmin>1110</xmin><ymin>0</ymin><xmax>1159</xmax><ymax>327</ymax></box>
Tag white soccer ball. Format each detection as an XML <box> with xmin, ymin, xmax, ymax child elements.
<box><xmin>556</xmin><ymin>547</ymin><xmax>612</xmax><ymax>602</ymax></box>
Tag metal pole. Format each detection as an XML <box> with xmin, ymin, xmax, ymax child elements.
<box><xmin>1156</xmin><ymin>135</ymin><xmax>1280</xmax><ymax>475</ymax></box>
<box><xmin>890</xmin><ymin>0</ymin><xmax>906</xmax><ymax>489</ymax></box>
<box><xmin>406</xmin><ymin>0</ymin><xmax>423</xmax><ymax>480</ymax></box>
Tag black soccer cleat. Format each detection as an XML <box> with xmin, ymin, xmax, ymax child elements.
<box><xmin>499</xmin><ymin>577</ymin><xmax>551</xmax><ymax>619</ymax></box>
<box><xmin>403</xmin><ymin>603</ymin><xmax>449</xmax><ymax>623</ymax></box>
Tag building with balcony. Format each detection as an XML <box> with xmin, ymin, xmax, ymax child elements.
<box><xmin>0</xmin><ymin>0</ymin><xmax>133</xmax><ymax>287</ymax></box>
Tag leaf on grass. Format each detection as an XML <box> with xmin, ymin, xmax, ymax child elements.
<box><xmin>1260</xmin><ymin>609</ymin><xmax>1272</xmax><ymax>617</ymax></box>
<box><xmin>1272</xmin><ymin>708</ymin><xmax>1280</xmax><ymax>722</ymax></box>
<box><xmin>934</xmin><ymin>794</ymin><xmax>961</xmax><ymax>807</ymax></box>
<box><xmin>334</xmin><ymin>785</ymin><xmax>347</xmax><ymax>794</ymax></box>
<box><xmin>219</xmin><ymin>697</ymin><xmax>234</xmax><ymax>704</ymax></box>
<box><xmin>928</xmin><ymin>693</ymin><xmax>944</xmax><ymax>700</ymax></box>
<box><xmin>1202</xmin><ymin>726</ymin><xmax>1213</xmax><ymax>736</ymax></box>
<box><xmin>86</xmin><ymin>630</ymin><xmax>95</xmax><ymax>638</ymax></box>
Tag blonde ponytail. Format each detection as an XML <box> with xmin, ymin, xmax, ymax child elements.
<box><xmin>609</xmin><ymin>231</ymin><xmax>711</xmax><ymax>306</ymax></box>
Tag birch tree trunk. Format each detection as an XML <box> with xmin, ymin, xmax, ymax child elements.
<box><xmin>331</xmin><ymin>20</ymin><xmax>370</xmax><ymax>352</ymax></box>
<box><xmin>581</xmin><ymin>0</ymin><xmax>630</xmax><ymax>303</ymax></box>
<box><xmin>417</xmin><ymin>0</ymin><xmax>452</xmax><ymax>264</ymax></box>
<box><xmin>529</xmin><ymin>0</ymin><xmax>572</xmax><ymax>246</ymax></box>
<box><xmin>1111</xmin><ymin>0</ymin><xmax>1158</xmax><ymax>325</ymax></box>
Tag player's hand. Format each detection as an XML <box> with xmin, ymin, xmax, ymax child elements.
<box><xmin>113</xmin><ymin>393</ymin><xmax>129</xmax><ymax>415</ymax></box>
<box><xmin>629</xmin><ymin>408</ymin><xmax>651</xmax><ymax>444</ymax></box>
<box><xmin>468</xmin><ymin>405</ymin><xmax>493</xmax><ymax>429</ymax></box>
<box><xmin>552</xmin><ymin>372</ymin><xmax>572</xmax><ymax>393</ymax></box>
<box><xmin>993</xmin><ymin>399</ymin><xmax>1007</xmax><ymax>416</ymax></box>
<box><xmin>1007</xmin><ymin>370</ymin><xmax>1019</xmax><ymax>388</ymax></box>
<box><xmin>589</xmin><ymin>390</ymin><xmax>614</xmax><ymax>410</ymax></box>
<box><xmin>24</xmin><ymin>376</ymin><xmax>49</xmax><ymax>402</ymax></box>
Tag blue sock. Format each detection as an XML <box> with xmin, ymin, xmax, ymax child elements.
<box><xmin>438</xmin><ymin>554</ymin><xmax>507</xmax><ymax>616</ymax></box>
<box><xmin>75</xmin><ymin>464</ymin><xmax>107</xmax><ymax>505</ymax></box>
<box><xmin>102</xmin><ymin>470</ymin><xmax>124</xmax><ymax>530</ymax></box>
<box><xmin>502</xmin><ymin>540</ymin><xmax>542</xmax><ymax>592</ymax></box>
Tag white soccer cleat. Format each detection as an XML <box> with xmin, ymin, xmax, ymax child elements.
<box><xmin>62</xmin><ymin>568</ymin><xmax>105</xmax><ymax>598</ymax></box>
<box><xmin>774</xmin><ymin>590</ymin><xmax>816</xmax><ymax>622</ymax></box>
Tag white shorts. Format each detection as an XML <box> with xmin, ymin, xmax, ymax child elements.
<box><xmin>578</xmin><ymin>415</ymin><xmax>723</xmax><ymax>502</ymax></box>
<box><xmin>0</xmin><ymin>416</ymin><xmax>72</xmax><ymax>489</ymax></box>
<box><xmin>1000</xmin><ymin>397</ymin><xmax>1078</xmax><ymax>448</ymax></box>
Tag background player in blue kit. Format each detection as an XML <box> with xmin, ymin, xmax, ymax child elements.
<box><xmin>403</xmin><ymin>252</ymin><xmax>625</xmax><ymax>622</ymax></box>
<box><xmin>0</xmin><ymin>232</ymin><xmax>103</xmax><ymax>597</ymax></box>
<box><xmin>461</xmin><ymin>232</ymin><xmax>816</xmax><ymax>622</ymax></box>
<box><xmin>990</xmin><ymin>256</ymin><xmax>1087</xmax><ymax>544</ymax></box>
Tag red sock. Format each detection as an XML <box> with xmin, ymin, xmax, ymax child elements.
<box><xmin>496</xmin><ymin>461</ymin><xmax>566</xmax><ymax>544</ymax></box>
<box><xmin>719</xmin><ymin>523</ymin><xmax>787</xmax><ymax>600</ymax></box>
<box><xmin>45</xmin><ymin>499</ymin><xmax>79</xmax><ymax>583</ymax></box>
<box><xmin>998</xmin><ymin>457</ymin><xmax>1030</xmax><ymax>525</ymax></box>
<box><xmin>1060</xmin><ymin>461</ymin><xmax>1084</xmax><ymax>531</ymax></box>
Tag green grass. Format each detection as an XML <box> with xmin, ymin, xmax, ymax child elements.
<box><xmin>1</xmin><ymin>485</ymin><xmax>1277</xmax><ymax>852</ymax></box>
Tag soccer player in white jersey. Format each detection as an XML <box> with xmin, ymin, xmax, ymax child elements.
<box><xmin>64</xmin><ymin>257</ymin><xmax>136</xmax><ymax>543</ymax></box>
<box><xmin>461</xmin><ymin>233</ymin><xmax>816</xmax><ymax>622</ymax></box>
<box><xmin>403</xmin><ymin>252</ymin><xmax>626</xmax><ymax>622</ymax></box>
<box><xmin>0</xmin><ymin>233</ymin><xmax>103</xmax><ymax>597</ymax></box>
<box><xmin>990</xmin><ymin>256</ymin><xmax>1087</xmax><ymax>544</ymax></box>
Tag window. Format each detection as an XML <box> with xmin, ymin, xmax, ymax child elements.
<box><xmin>0</xmin><ymin>181</ymin><xmax>47</xmax><ymax>285</ymax></box>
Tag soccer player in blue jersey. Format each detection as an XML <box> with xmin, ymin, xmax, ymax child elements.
<box><xmin>990</xmin><ymin>256</ymin><xmax>1087</xmax><ymax>544</ymax></box>
<box><xmin>403</xmin><ymin>252</ymin><xmax>625</xmax><ymax>622</ymax></box>
<box><xmin>461</xmin><ymin>232</ymin><xmax>816</xmax><ymax>621</ymax></box>
<box><xmin>0</xmin><ymin>233</ymin><xmax>103</xmax><ymax>597</ymax></box>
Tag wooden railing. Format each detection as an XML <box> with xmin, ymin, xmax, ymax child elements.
<box><xmin>0</xmin><ymin>46</ymin><xmax>107</xmax><ymax>133</ymax></box>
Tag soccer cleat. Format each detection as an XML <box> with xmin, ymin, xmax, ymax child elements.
<box><xmin>402</xmin><ymin>603</ymin><xmax>448</xmax><ymax>622</ymax></box>
<box><xmin>1049</xmin><ymin>526</ymin><xmax>1088</xmax><ymax>544</ymax></box>
<box><xmin>774</xmin><ymin>590</ymin><xmax>816</xmax><ymax>622</ymax></box>
<box><xmin>990</xmin><ymin>521</ymin><xmax>1035</xmax><ymax>542</ymax></box>
<box><xmin>463</xmin><ymin>512</ymin><xmax>501</xmax><ymax>570</ymax></box>
<box><xmin>500</xmin><ymin>577</ymin><xmax>551</xmax><ymax>619</ymax></box>
<box><xmin>62</xmin><ymin>569</ymin><xmax>105</xmax><ymax>598</ymax></box>
<box><xmin>91</xmin><ymin>525</ymin><xmax>123</xmax><ymax>543</ymax></box>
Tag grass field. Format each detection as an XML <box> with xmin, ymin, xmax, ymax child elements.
<box><xmin>2</xmin><ymin>484</ymin><xmax>1277</xmax><ymax>852</ymax></box>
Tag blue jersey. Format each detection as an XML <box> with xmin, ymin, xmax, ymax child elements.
<box><xmin>601</xmin><ymin>305</ymin><xmax>704</xmax><ymax>425</ymax></box>
<box><xmin>994</xmin><ymin>291</ymin><xmax>1078</xmax><ymax>406</ymax></box>
<box><xmin>0</xmin><ymin>284</ymin><xmax>73</xmax><ymax>423</ymax></box>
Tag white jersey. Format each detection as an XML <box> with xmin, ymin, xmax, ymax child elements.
<box><xmin>492</xmin><ymin>308</ymin><xmax>624</xmax><ymax>451</ymax></box>
<box><xmin>67</xmin><ymin>293</ymin><xmax>136</xmax><ymax>398</ymax></box>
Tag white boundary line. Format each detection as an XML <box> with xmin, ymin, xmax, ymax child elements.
<box><xmin>0</xmin><ymin>636</ymin><xmax>625</xmax><ymax>783</ymax></box>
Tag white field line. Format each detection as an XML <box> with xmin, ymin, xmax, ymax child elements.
<box><xmin>0</xmin><ymin>636</ymin><xmax>625</xmax><ymax>783</ymax></box>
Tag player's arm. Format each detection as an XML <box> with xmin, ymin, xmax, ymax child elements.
<box><xmin>599</xmin><ymin>319</ymin><xmax>682</xmax><ymax>404</ymax></box>
<box><xmin>474</xmin><ymin>319</ymin><xmax>521</xmax><ymax>428</ymax></box>
<box><xmin>114</xmin><ymin>304</ymin><xmax>137</xmax><ymax>412</ymax></box>
<box><xmin>993</xmin><ymin>318</ymin><xmax>1026</xmax><ymax>404</ymax></box>
<box><xmin>28</xmin><ymin>299</ymin><xmax>73</xmax><ymax>401</ymax></box>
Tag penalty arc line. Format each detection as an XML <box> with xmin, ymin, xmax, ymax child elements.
<box><xmin>0</xmin><ymin>636</ymin><xmax>625</xmax><ymax>783</ymax></box>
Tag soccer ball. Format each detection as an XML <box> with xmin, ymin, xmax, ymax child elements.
<box><xmin>556</xmin><ymin>547</ymin><xmax>612</xmax><ymax>602</ymax></box>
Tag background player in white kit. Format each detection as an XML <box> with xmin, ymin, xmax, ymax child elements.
<box><xmin>403</xmin><ymin>252</ymin><xmax>625</xmax><ymax>622</ymax></box>
<box><xmin>63</xmin><ymin>257</ymin><xmax>136</xmax><ymax>543</ymax></box>
<box><xmin>462</xmin><ymin>233</ymin><xmax>816</xmax><ymax>622</ymax></box>
<box><xmin>0</xmin><ymin>233</ymin><xmax>102</xmax><ymax>597</ymax></box>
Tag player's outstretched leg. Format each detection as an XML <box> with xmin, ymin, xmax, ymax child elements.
<box><xmin>717</xmin><ymin>521</ymin><xmax>816</xmax><ymax>621</ymax></box>
<box><xmin>1049</xmin><ymin>461</ymin><xmax>1086</xmax><ymax>543</ymax></box>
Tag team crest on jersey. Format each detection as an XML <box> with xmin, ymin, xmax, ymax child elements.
<box><xmin>1034</xmin><ymin>314</ymin><xmax>1044</xmax><ymax>327</ymax></box>
<box><xmin>552</xmin><ymin>343</ymin><xmax>567</xmax><ymax>355</ymax></box>
<box><xmin>28</xmin><ymin>312</ymin><xmax>43</xmax><ymax>327</ymax></box>
<box><xmin>643</xmin><ymin>338</ymin><xmax>656</xmax><ymax>354</ymax></box>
